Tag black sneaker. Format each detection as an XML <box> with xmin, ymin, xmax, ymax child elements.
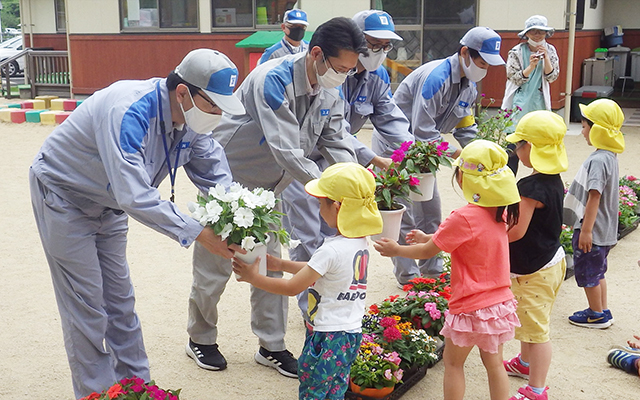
<box><xmin>186</xmin><ymin>339</ymin><xmax>227</xmax><ymax>371</ymax></box>
<box><xmin>254</xmin><ymin>347</ymin><xmax>298</xmax><ymax>378</ymax></box>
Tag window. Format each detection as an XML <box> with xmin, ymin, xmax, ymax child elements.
<box><xmin>55</xmin><ymin>0</ymin><xmax>66</xmax><ymax>33</ymax></box>
<box><xmin>120</xmin><ymin>0</ymin><xmax>198</xmax><ymax>30</ymax></box>
<box><xmin>374</xmin><ymin>0</ymin><xmax>477</xmax><ymax>88</ymax></box>
<box><xmin>212</xmin><ymin>0</ymin><xmax>297</xmax><ymax>29</ymax></box>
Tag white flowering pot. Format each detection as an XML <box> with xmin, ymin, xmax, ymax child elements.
<box><xmin>235</xmin><ymin>236</ymin><xmax>270</xmax><ymax>277</ymax></box>
<box><xmin>409</xmin><ymin>172</ymin><xmax>436</xmax><ymax>202</ymax></box>
<box><xmin>371</xmin><ymin>204</ymin><xmax>406</xmax><ymax>242</ymax></box>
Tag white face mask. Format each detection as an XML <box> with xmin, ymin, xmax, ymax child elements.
<box><xmin>314</xmin><ymin>57</ymin><xmax>348</xmax><ymax>89</ymax></box>
<box><xmin>528</xmin><ymin>38</ymin><xmax>545</xmax><ymax>47</ymax></box>
<box><xmin>461</xmin><ymin>54</ymin><xmax>487</xmax><ymax>83</ymax></box>
<box><xmin>180</xmin><ymin>91</ymin><xmax>219</xmax><ymax>135</ymax></box>
<box><xmin>359</xmin><ymin>48</ymin><xmax>387</xmax><ymax>71</ymax></box>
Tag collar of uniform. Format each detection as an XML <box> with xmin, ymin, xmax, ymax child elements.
<box><xmin>447</xmin><ymin>53</ymin><xmax>462</xmax><ymax>85</ymax></box>
<box><xmin>293</xmin><ymin>52</ymin><xmax>315</xmax><ymax>97</ymax></box>
<box><xmin>157</xmin><ymin>78</ymin><xmax>173</xmax><ymax>136</ymax></box>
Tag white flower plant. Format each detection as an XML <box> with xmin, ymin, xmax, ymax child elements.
<box><xmin>188</xmin><ymin>183</ymin><xmax>290</xmax><ymax>251</ymax></box>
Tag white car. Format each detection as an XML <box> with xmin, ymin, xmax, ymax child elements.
<box><xmin>0</xmin><ymin>36</ymin><xmax>25</xmax><ymax>77</ymax></box>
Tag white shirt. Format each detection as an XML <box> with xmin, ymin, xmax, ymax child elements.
<box><xmin>306</xmin><ymin>235</ymin><xmax>370</xmax><ymax>332</ymax></box>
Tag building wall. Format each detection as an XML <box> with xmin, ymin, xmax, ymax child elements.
<box><xmin>300</xmin><ymin>0</ymin><xmax>368</xmax><ymax>29</ymax></box>
<box><xmin>582</xmin><ymin>0</ymin><xmax>605</xmax><ymax>30</ymax></box>
<box><xmin>22</xmin><ymin>0</ymin><xmax>57</xmax><ymax>34</ymax></box>
<box><xmin>604</xmin><ymin>0</ymin><xmax>640</xmax><ymax>29</ymax></box>
<box><xmin>67</xmin><ymin>0</ymin><xmax>121</xmax><ymax>34</ymax></box>
<box><xmin>478</xmin><ymin>0</ymin><xmax>566</xmax><ymax>31</ymax></box>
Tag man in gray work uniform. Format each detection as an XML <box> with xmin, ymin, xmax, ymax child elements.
<box><xmin>186</xmin><ymin>17</ymin><xmax>367</xmax><ymax>378</ymax></box>
<box><xmin>375</xmin><ymin>26</ymin><xmax>505</xmax><ymax>286</ymax></box>
<box><xmin>29</xmin><ymin>49</ymin><xmax>244</xmax><ymax>398</ymax></box>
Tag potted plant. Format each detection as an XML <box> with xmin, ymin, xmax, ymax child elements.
<box><xmin>474</xmin><ymin>96</ymin><xmax>521</xmax><ymax>149</ymax></box>
<box><xmin>370</xmin><ymin>276</ymin><xmax>450</xmax><ymax>342</ymax></box>
<box><xmin>368</xmin><ymin>167</ymin><xmax>420</xmax><ymax>241</ymax></box>
<box><xmin>560</xmin><ymin>224</ymin><xmax>574</xmax><ymax>274</ymax></box>
<box><xmin>392</xmin><ymin>140</ymin><xmax>454</xmax><ymax>201</ymax></box>
<box><xmin>349</xmin><ymin>337</ymin><xmax>404</xmax><ymax>398</ymax></box>
<box><xmin>80</xmin><ymin>376</ymin><xmax>180</xmax><ymax>400</ymax></box>
<box><xmin>361</xmin><ymin>314</ymin><xmax>439</xmax><ymax>372</ymax></box>
<box><xmin>618</xmin><ymin>184</ymin><xmax>640</xmax><ymax>239</ymax></box>
<box><xmin>620</xmin><ymin>175</ymin><xmax>640</xmax><ymax>213</ymax></box>
<box><xmin>188</xmin><ymin>182</ymin><xmax>290</xmax><ymax>275</ymax></box>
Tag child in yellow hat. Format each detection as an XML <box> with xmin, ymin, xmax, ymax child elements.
<box><xmin>502</xmin><ymin>110</ymin><xmax>569</xmax><ymax>400</ymax></box>
<box><xmin>232</xmin><ymin>162</ymin><xmax>382</xmax><ymax>400</ymax></box>
<box><xmin>564</xmin><ymin>98</ymin><xmax>625</xmax><ymax>329</ymax></box>
<box><xmin>374</xmin><ymin>140</ymin><xmax>521</xmax><ymax>400</ymax></box>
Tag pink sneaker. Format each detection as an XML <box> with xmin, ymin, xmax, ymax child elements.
<box><xmin>509</xmin><ymin>386</ymin><xmax>549</xmax><ymax>400</ymax></box>
<box><xmin>504</xmin><ymin>354</ymin><xmax>530</xmax><ymax>379</ymax></box>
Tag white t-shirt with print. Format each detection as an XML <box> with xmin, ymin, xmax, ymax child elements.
<box><xmin>306</xmin><ymin>235</ymin><xmax>369</xmax><ymax>332</ymax></box>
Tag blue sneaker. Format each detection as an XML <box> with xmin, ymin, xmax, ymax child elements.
<box><xmin>607</xmin><ymin>349</ymin><xmax>640</xmax><ymax>374</ymax></box>
<box><xmin>568</xmin><ymin>308</ymin><xmax>611</xmax><ymax>329</ymax></box>
<box><xmin>604</xmin><ymin>309</ymin><xmax>614</xmax><ymax>324</ymax></box>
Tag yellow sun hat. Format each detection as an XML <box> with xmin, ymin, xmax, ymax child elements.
<box><xmin>305</xmin><ymin>162</ymin><xmax>383</xmax><ymax>238</ymax></box>
<box><xmin>454</xmin><ymin>140</ymin><xmax>520</xmax><ymax>207</ymax></box>
<box><xmin>579</xmin><ymin>99</ymin><xmax>625</xmax><ymax>153</ymax></box>
<box><xmin>505</xmin><ymin>110</ymin><xmax>568</xmax><ymax>174</ymax></box>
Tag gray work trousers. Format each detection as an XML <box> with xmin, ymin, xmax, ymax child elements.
<box><xmin>187</xmin><ymin>233</ymin><xmax>289</xmax><ymax>352</ymax></box>
<box><xmin>29</xmin><ymin>171</ymin><xmax>149</xmax><ymax>399</ymax></box>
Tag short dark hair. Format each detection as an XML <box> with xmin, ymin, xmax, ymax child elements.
<box><xmin>166</xmin><ymin>71</ymin><xmax>200</xmax><ymax>95</ymax></box>
<box><xmin>457</xmin><ymin>45</ymin><xmax>481</xmax><ymax>59</ymax></box>
<box><xmin>581</xmin><ymin>116</ymin><xmax>594</xmax><ymax>127</ymax></box>
<box><xmin>309</xmin><ymin>17</ymin><xmax>368</xmax><ymax>58</ymax></box>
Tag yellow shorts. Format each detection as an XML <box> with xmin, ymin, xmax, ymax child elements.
<box><xmin>511</xmin><ymin>258</ymin><xmax>566</xmax><ymax>343</ymax></box>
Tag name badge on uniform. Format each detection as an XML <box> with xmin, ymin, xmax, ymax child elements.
<box><xmin>179</xmin><ymin>141</ymin><xmax>190</xmax><ymax>149</ymax></box>
<box><xmin>458</xmin><ymin>101</ymin><xmax>469</xmax><ymax>108</ymax></box>
<box><xmin>320</xmin><ymin>109</ymin><xmax>330</xmax><ymax>116</ymax></box>
<box><xmin>357</xmin><ymin>96</ymin><xmax>367</xmax><ymax>102</ymax></box>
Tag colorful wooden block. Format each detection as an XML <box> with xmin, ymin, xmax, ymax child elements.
<box><xmin>50</xmin><ymin>99</ymin><xmax>66</xmax><ymax>111</ymax></box>
<box><xmin>32</xmin><ymin>99</ymin><xmax>46</xmax><ymax>109</ymax></box>
<box><xmin>0</xmin><ymin>108</ymin><xmax>13</xmax><ymax>122</ymax></box>
<box><xmin>40</xmin><ymin>111</ymin><xmax>58</xmax><ymax>125</ymax></box>
<box><xmin>7</xmin><ymin>103</ymin><xmax>21</xmax><ymax>109</ymax></box>
<box><xmin>10</xmin><ymin>109</ymin><xmax>28</xmax><ymax>123</ymax></box>
<box><xmin>35</xmin><ymin>95</ymin><xmax>59</xmax><ymax>109</ymax></box>
<box><xmin>25</xmin><ymin>109</ymin><xmax>48</xmax><ymax>123</ymax></box>
<box><xmin>55</xmin><ymin>111</ymin><xmax>73</xmax><ymax>124</ymax></box>
<box><xmin>21</xmin><ymin>101</ymin><xmax>34</xmax><ymax>109</ymax></box>
<box><xmin>63</xmin><ymin>99</ymin><xmax>78</xmax><ymax>111</ymax></box>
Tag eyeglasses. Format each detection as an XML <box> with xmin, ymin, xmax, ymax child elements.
<box><xmin>196</xmin><ymin>91</ymin><xmax>221</xmax><ymax>112</ymax></box>
<box><xmin>323</xmin><ymin>55</ymin><xmax>357</xmax><ymax>76</ymax></box>
<box><xmin>527</xmin><ymin>29</ymin><xmax>546</xmax><ymax>36</ymax></box>
<box><xmin>366</xmin><ymin>39</ymin><xmax>393</xmax><ymax>53</ymax></box>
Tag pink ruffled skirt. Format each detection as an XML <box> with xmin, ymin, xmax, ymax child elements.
<box><xmin>440</xmin><ymin>299</ymin><xmax>520</xmax><ymax>354</ymax></box>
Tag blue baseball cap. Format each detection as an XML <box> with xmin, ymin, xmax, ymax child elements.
<box><xmin>175</xmin><ymin>48</ymin><xmax>245</xmax><ymax>115</ymax></box>
<box><xmin>459</xmin><ymin>27</ymin><xmax>505</xmax><ymax>66</ymax></box>
<box><xmin>352</xmin><ymin>10</ymin><xmax>402</xmax><ymax>41</ymax></box>
<box><xmin>283</xmin><ymin>9</ymin><xmax>309</xmax><ymax>26</ymax></box>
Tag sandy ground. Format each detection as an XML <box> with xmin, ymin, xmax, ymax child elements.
<box><xmin>1</xmin><ymin>106</ymin><xmax>639</xmax><ymax>400</ymax></box>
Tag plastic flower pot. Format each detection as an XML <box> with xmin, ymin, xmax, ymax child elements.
<box><xmin>371</xmin><ymin>204</ymin><xmax>406</xmax><ymax>242</ymax></box>
<box><xmin>349</xmin><ymin>381</ymin><xmax>394</xmax><ymax>399</ymax></box>
<box><xmin>234</xmin><ymin>236</ymin><xmax>270</xmax><ymax>278</ymax></box>
<box><xmin>408</xmin><ymin>172</ymin><xmax>436</xmax><ymax>202</ymax></box>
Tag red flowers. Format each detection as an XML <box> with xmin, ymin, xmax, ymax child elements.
<box><xmin>383</xmin><ymin>326</ymin><xmax>403</xmax><ymax>342</ymax></box>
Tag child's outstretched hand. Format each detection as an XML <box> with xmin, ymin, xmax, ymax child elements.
<box><xmin>232</xmin><ymin>256</ymin><xmax>260</xmax><ymax>282</ymax></box>
<box><xmin>628</xmin><ymin>334</ymin><xmax>640</xmax><ymax>350</ymax></box>
<box><xmin>406</xmin><ymin>229</ymin><xmax>432</xmax><ymax>245</ymax></box>
<box><xmin>373</xmin><ymin>237</ymin><xmax>401</xmax><ymax>257</ymax></box>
